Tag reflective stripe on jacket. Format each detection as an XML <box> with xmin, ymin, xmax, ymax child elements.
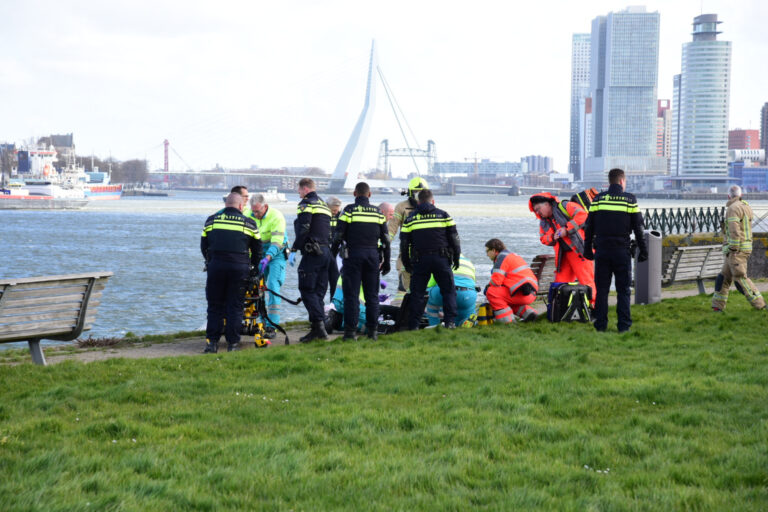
<box><xmin>489</xmin><ymin>250</ymin><xmax>538</xmax><ymax>296</ymax></box>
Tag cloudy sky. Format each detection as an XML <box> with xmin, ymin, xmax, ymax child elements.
<box><xmin>1</xmin><ymin>0</ymin><xmax>766</xmax><ymax>175</ymax></box>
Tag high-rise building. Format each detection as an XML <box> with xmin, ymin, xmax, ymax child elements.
<box><xmin>728</xmin><ymin>129</ymin><xmax>760</xmax><ymax>150</ymax></box>
<box><xmin>657</xmin><ymin>100</ymin><xmax>672</xmax><ymax>168</ymax></box>
<box><xmin>761</xmin><ymin>103</ymin><xmax>768</xmax><ymax>155</ymax></box>
<box><xmin>670</xmin><ymin>14</ymin><xmax>731</xmax><ymax>181</ymax></box>
<box><xmin>569</xmin><ymin>33</ymin><xmax>591</xmax><ymax>182</ymax></box>
<box><xmin>584</xmin><ymin>6</ymin><xmax>666</xmax><ymax>184</ymax></box>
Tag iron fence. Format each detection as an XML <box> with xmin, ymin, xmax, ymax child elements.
<box><xmin>643</xmin><ymin>207</ymin><xmax>726</xmax><ymax>235</ymax></box>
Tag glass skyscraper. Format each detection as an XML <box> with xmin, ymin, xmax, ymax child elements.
<box><xmin>568</xmin><ymin>33</ymin><xmax>591</xmax><ymax>182</ymax></box>
<box><xmin>584</xmin><ymin>6</ymin><xmax>666</xmax><ymax>184</ymax></box>
<box><xmin>670</xmin><ymin>14</ymin><xmax>731</xmax><ymax>180</ymax></box>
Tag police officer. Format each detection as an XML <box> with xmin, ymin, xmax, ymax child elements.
<box><xmin>248</xmin><ymin>193</ymin><xmax>289</xmax><ymax>336</ymax></box>
<box><xmin>332</xmin><ymin>182</ymin><xmax>391</xmax><ymax>341</ymax></box>
<box><xmin>400</xmin><ymin>188</ymin><xmax>460</xmax><ymax>330</ymax></box>
<box><xmin>292</xmin><ymin>178</ymin><xmax>332</xmax><ymax>342</ymax></box>
<box><xmin>389</xmin><ymin>177</ymin><xmax>429</xmax><ymax>292</ymax></box>
<box><xmin>201</xmin><ymin>193</ymin><xmax>262</xmax><ymax>353</ymax></box>
<box><xmin>583</xmin><ymin>168</ymin><xmax>647</xmax><ymax>333</ymax></box>
<box><xmin>327</xmin><ymin>196</ymin><xmax>343</xmax><ymax>298</ymax></box>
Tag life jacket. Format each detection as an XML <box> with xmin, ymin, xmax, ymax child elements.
<box><xmin>529</xmin><ymin>192</ymin><xmax>587</xmax><ymax>271</ymax></box>
<box><xmin>489</xmin><ymin>250</ymin><xmax>538</xmax><ymax>296</ymax></box>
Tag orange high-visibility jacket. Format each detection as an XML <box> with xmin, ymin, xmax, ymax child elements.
<box><xmin>489</xmin><ymin>250</ymin><xmax>538</xmax><ymax>296</ymax></box>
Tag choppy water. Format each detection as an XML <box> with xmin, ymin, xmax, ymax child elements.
<box><xmin>1</xmin><ymin>190</ymin><xmax>765</xmax><ymax>346</ymax></box>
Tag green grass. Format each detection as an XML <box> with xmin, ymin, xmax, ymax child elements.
<box><xmin>1</xmin><ymin>295</ymin><xmax>767</xmax><ymax>511</ymax></box>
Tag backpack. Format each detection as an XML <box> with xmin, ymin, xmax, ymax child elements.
<box><xmin>547</xmin><ymin>282</ymin><xmax>592</xmax><ymax>322</ymax></box>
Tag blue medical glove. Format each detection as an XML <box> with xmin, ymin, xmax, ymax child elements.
<box><xmin>259</xmin><ymin>257</ymin><xmax>270</xmax><ymax>274</ymax></box>
<box><xmin>288</xmin><ymin>252</ymin><xmax>296</xmax><ymax>266</ymax></box>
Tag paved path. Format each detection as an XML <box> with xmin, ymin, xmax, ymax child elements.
<box><xmin>34</xmin><ymin>280</ymin><xmax>768</xmax><ymax>365</ymax></box>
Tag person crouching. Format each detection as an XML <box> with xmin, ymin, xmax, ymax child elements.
<box><xmin>484</xmin><ymin>239</ymin><xmax>538</xmax><ymax>323</ymax></box>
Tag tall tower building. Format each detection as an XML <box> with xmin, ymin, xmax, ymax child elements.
<box><xmin>670</xmin><ymin>14</ymin><xmax>731</xmax><ymax>181</ymax></box>
<box><xmin>761</xmin><ymin>103</ymin><xmax>768</xmax><ymax>155</ymax></box>
<box><xmin>568</xmin><ymin>33</ymin><xmax>591</xmax><ymax>182</ymax></box>
<box><xmin>584</xmin><ymin>6</ymin><xmax>666</xmax><ymax>184</ymax></box>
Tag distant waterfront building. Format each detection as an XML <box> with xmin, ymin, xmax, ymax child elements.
<box><xmin>728</xmin><ymin>129</ymin><xmax>760</xmax><ymax>150</ymax></box>
<box><xmin>569</xmin><ymin>33</ymin><xmax>591</xmax><ymax>182</ymax></box>
<box><xmin>433</xmin><ymin>160</ymin><xmax>521</xmax><ymax>177</ymax></box>
<box><xmin>761</xmin><ymin>103</ymin><xmax>768</xmax><ymax>155</ymax></box>
<box><xmin>579</xmin><ymin>97</ymin><xmax>593</xmax><ymax>180</ymax></box>
<box><xmin>729</xmin><ymin>162</ymin><xmax>768</xmax><ymax>192</ymax></box>
<box><xmin>584</xmin><ymin>6</ymin><xmax>666</xmax><ymax>184</ymax></box>
<box><xmin>520</xmin><ymin>155</ymin><xmax>553</xmax><ymax>174</ymax></box>
<box><xmin>657</xmin><ymin>100</ymin><xmax>672</xmax><ymax>171</ymax></box>
<box><xmin>670</xmin><ymin>14</ymin><xmax>732</xmax><ymax>183</ymax></box>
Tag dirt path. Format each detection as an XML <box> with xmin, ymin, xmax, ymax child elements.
<box><xmin>33</xmin><ymin>281</ymin><xmax>768</xmax><ymax>365</ymax></box>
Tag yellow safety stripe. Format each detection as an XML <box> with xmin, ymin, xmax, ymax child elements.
<box><xmin>340</xmin><ymin>210</ymin><xmax>385</xmax><ymax>224</ymax></box>
<box><xmin>297</xmin><ymin>202</ymin><xmax>332</xmax><ymax>216</ymax></box>
<box><xmin>401</xmin><ymin>216</ymin><xmax>456</xmax><ymax>233</ymax></box>
<box><xmin>455</xmin><ymin>259</ymin><xmax>475</xmax><ymax>280</ymax></box>
<box><xmin>590</xmin><ymin>200</ymin><xmax>639</xmax><ymax>213</ymax></box>
<box><xmin>203</xmin><ymin>221</ymin><xmax>259</xmax><ymax>239</ymax></box>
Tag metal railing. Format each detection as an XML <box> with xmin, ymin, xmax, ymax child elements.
<box><xmin>643</xmin><ymin>207</ymin><xmax>726</xmax><ymax>235</ymax></box>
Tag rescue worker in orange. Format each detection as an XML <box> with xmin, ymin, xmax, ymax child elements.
<box><xmin>529</xmin><ymin>192</ymin><xmax>595</xmax><ymax>305</ymax></box>
<box><xmin>484</xmin><ymin>238</ymin><xmax>539</xmax><ymax>323</ymax></box>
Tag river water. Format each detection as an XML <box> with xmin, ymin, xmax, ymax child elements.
<box><xmin>2</xmin><ymin>191</ymin><xmax>766</xmax><ymax>346</ymax></box>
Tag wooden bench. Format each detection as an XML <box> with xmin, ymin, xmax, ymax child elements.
<box><xmin>0</xmin><ymin>272</ymin><xmax>113</xmax><ymax>365</ymax></box>
<box><xmin>530</xmin><ymin>254</ymin><xmax>556</xmax><ymax>296</ymax></box>
<box><xmin>662</xmin><ymin>245</ymin><xmax>723</xmax><ymax>294</ymax></box>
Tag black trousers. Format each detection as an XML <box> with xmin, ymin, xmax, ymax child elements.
<box><xmin>342</xmin><ymin>248</ymin><xmax>380</xmax><ymax>332</ymax></box>
<box><xmin>409</xmin><ymin>253</ymin><xmax>456</xmax><ymax>329</ymax></box>
<box><xmin>594</xmin><ymin>246</ymin><xmax>632</xmax><ymax>332</ymax></box>
<box><xmin>206</xmin><ymin>259</ymin><xmax>249</xmax><ymax>344</ymax></box>
<box><xmin>298</xmin><ymin>246</ymin><xmax>331</xmax><ymax>323</ymax></box>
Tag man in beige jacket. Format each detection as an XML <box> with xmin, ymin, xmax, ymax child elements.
<box><xmin>712</xmin><ymin>185</ymin><xmax>766</xmax><ymax>311</ymax></box>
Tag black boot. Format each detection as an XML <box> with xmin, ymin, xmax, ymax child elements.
<box><xmin>300</xmin><ymin>321</ymin><xmax>328</xmax><ymax>343</ymax></box>
<box><xmin>227</xmin><ymin>342</ymin><xmax>241</xmax><ymax>352</ymax></box>
<box><xmin>342</xmin><ymin>329</ymin><xmax>357</xmax><ymax>341</ymax></box>
<box><xmin>203</xmin><ymin>339</ymin><xmax>218</xmax><ymax>353</ymax></box>
<box><xmin>367</xmin><ymin>329</ymin><xmax>378</xmax><ymax>341</ymax></box>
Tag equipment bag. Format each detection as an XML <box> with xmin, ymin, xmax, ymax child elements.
<box><xmin>546</xmin><ymin>282</ymin><xmax>592</xmax><ymax>323</ymax></box>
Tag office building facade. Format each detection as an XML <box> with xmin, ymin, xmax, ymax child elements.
<box><xmin>729</xmin><ymin>129</ymin><xmax>760</xmax><ymax>150</ymax></box>
<box><xmin>569</xmin><ymin>33</ymin><xmax>591</xmax><ymax>182</ymax></box>
<box><xmin>584</xmin><ymin>6</ymin><xmax>666</xmax><ymax>184</ymax></box>
<box><xmin>670</xmin><ymin>14</ymin><xmax>731</xmax><ymax>181</ymax></box>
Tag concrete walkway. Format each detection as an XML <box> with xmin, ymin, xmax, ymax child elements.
<box><xmin>31</xmin><ymin>280</ymin><xmax>768</xmax><ymax>365</ymax></box>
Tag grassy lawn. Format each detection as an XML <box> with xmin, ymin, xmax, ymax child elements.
<box><xmin>1</xmin><ymin>294</ymin><xmax>767</xmax><ymax>511</ymax></box>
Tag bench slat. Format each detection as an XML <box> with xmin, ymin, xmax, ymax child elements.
<box><xmin>0</xmin><ymin>301</ymin><xmax>100</xmax><ymax>317</ymax></box>
<box><xmin>1</xmin><ymin>284</ymin><xmax>105</xmax><ymax>300</ymax></box>
<box><xmin>0</xmin><ymin>310</ymin><xmax>82</xmax><ymax>324</ymax></box>
<box><xmin>0</xmin><ymin>293</ymin><xmax>91</xmax><ymax>308</ymax></box>
<box><xmin>0</xmin><ymin>272</ymin><xmax>113</xmax><ymax>286</ymax></box>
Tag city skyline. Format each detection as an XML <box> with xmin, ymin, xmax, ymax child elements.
<box><xmin>1</xmin><ymin>1</ymin><xmax>767</xmax><ymax>175</ymax></box>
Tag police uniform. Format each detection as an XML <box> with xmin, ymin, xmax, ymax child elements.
<box><xmin>583</xmin><ymin>183</ymin><xmax>646</xmax><ymax>333</ymax></box>
<box><xmin>388</xmin><ymin>177</ymin><xmax>428</xmax><ymax>292</ymax></box>
<box><xmin>248</xmin><ymin>205</ymin><xmax>288</xmax><ymax>326</ymax></box>
<box><xmin>201</xmin><ymin>206</ymin><xmax>262</xmax><ymax>352</ymax></box>
<box><xmin>328</xmin><ymin>211</ymin><xmax>341</xmax><ymax>298</ymax></box>
<box><xmin>400</xmin><ymin>202</ymin><xmax>460</xmax><ymax>329</ymax></box>
<box><xmin>292</xmin><ymin>191</ymin><xmax>332</xmax><ymax>339</ymax></box>
<box><xmin>332</xmin><ymin>196</ymin><xmax>390</xmax><ymax>338</ymax></box>
<box><xmin>712</xmin><ymin>196</ymin><xmax>766</xmax><ymax>311</ymax></box>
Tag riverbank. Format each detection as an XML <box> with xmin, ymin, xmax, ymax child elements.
<box><xmin>1</xmin><ymin>292</ymin><xmax>766</xmax><ymax>510</ymax></box>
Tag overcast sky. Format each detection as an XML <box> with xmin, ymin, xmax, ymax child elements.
<box><xmin>1</xmin><ymin>0</ymin><xmax>766</xmax><ymax>175</ymax></box>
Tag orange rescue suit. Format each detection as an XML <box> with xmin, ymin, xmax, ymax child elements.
<box><xmin>485</xmin><ymin>250</ymin><xmax>538</xmax><ymax>323</ymax></box>
<box><xmin>529</xmin><ymin>192</ymin><xmax>595</xmax><ymax>305</ymax></box>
